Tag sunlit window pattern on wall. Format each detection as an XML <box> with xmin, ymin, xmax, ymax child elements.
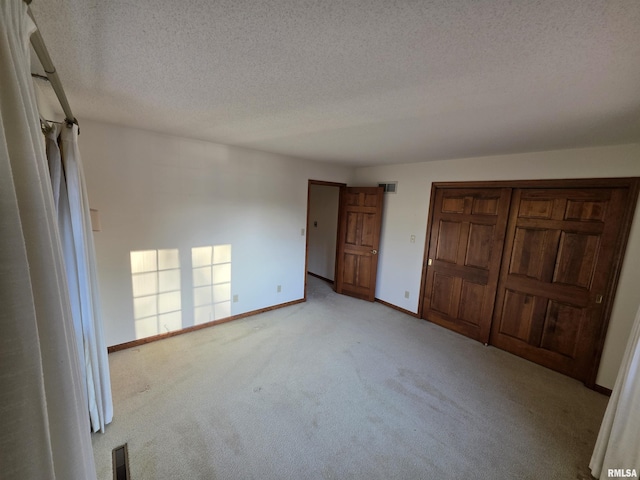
<box><xmin>192</xmin><ymin>244</ymin><xmax>232</xmax><ymax>325</ymax></box>
<box><xmin>130</xmin><ymin>249</ymin><xmax>182</xmax><ymax>339</ymax></box>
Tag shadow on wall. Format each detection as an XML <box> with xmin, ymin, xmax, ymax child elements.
<box><xmin>129</xmin><ymin>245</ymin><xmax>232</xmax><ymax>340</ymax></box>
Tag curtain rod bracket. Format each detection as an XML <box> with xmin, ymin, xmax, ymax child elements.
<box><xmin>65</xmin><ymin>118</ymin><xmax>80</xmax><ymax>135</ymax></box>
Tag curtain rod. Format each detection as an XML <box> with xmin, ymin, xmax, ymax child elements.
<box><xmin>25</xmin><ymin>1</ymin><xmax>78</xmax><ymax>127</ymax></box>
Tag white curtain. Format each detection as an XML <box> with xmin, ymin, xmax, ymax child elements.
<box><xmin>590</xmin><ymin>305</ymin><xmax>640</xmax><ymax>479</ymax></box>
<box><xmin>45</xmin><ymin>123</ymin><xmax>113</xmax><ymax>433</ymax></box>
<box><xmin>0</xmin><ymin>1</ymin><xmax>97</xmax><ymax>478</ymax></box>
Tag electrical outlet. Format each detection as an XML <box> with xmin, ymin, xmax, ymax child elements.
<box><xmin>410</xmin><ymin>235</ymin><xmax>416</xmax><ymax>243</ymax></box>
<box><xmin>277</xmin><ymin>285</ymin><xmax>282</xmax><ymax>293</ymax></box>
<box><xmin>301</xmin><ymin>228</ymin><xmax>305</xmax><ymax>236</ymax></box>
<box><xmin>233</xmin><ymin>294</ymin><xmax>238</xmax><ymax>303</ymax></box>
<box><xmin>404</xmin><ymin>291</ymin><xmax>410</xmax><ymax>299</ymax></box>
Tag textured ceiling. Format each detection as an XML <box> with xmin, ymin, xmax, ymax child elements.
<box><xmin>30</xmin><ymin>0</ymin><xmax>640</xmax><ymax>166</ymax></box>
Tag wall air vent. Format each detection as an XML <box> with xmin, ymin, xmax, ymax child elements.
<box><xmin>378</xmin><ymin>182</ymin><xmax>398</xmax><ymax>194</ymax></box>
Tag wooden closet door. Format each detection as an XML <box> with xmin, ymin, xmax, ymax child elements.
<box><xmin>490</xmin><ymin>187</ymin><xmax>629</xmax><ymax>381</ymax></box>
<box><xmin>422</xmin><ymin>188</ymin><xmax>511</xmax><ymax>343</ymax></box>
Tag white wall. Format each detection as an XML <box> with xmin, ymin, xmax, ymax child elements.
<box><xmin>79</xmin><ymin>120</ymin><xmax>353</xmax><ymax>347</ymax></box>
<box><xmin>307</xmin><ymin>184</ymin><xmax>340</xmax><ymax>280</ymax></box>
<box><xmin>353</xmin><ymin>144</ymin><xmax>640</xmax><ymax>389</ymax></box>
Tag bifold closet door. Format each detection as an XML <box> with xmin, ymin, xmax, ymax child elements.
<box><xmin>489</xmin><ymin>187</ymin><xmax>629</xmax><ymax>382</ymax></box>
<box><xmin>422</xmin><ymin>188</ymin><xmax>511</xmax><ymax>343</ymax></box>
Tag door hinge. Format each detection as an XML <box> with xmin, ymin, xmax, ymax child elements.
<box><xmin>428</xmin><ymin>258</ymin><xmax>432</xmax><ymax>266</ymax></box>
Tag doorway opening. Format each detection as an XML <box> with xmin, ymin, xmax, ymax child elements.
<box><xmin>305</xmin><ymin>180</ymin><xmax>385</xmax><ymax>302</ymax></box>
<box><xmin>305</xmin><ymin>180</ymin><xmax>344</xmax><ymax>298</ymax></box>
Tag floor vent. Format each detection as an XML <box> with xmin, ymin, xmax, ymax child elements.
<box><xmin>112</xmin><ymin>444</ymin><xmax>130</xmax><ymax>480</ymax></box>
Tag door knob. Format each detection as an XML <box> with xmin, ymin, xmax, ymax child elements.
<box><xmin>371</xmin><ymin>249</ymin><xmax>378</xmax><ymax>255</ymax></box>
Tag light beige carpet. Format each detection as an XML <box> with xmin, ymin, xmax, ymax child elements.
<box><xmin>92</xmin><ymin>275</ymin><xmax>607</xmax><ymax>479</ymax></box>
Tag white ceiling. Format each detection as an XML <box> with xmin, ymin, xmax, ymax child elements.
<box><xmin>30</xmin><ymin>0</ymin><xmax>640</xmax><ymax>167</ymax></box>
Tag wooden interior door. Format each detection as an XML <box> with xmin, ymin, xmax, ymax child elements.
<box><xmin>335</xmin><ymin>187</ymin><xmax>384</xmax><ymax>301</ymax></box>
<box><xmin>422</xmin><ymin>188</ymin><xmax>511</xmax><ymax>342</ymax></box>
<box><xmin>490</xmin><ymin>187</ymin><xmax>630</xmax><ymax>382</ymax></box>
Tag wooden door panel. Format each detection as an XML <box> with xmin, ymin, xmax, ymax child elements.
<box><xmin>465</xmin><ymin>223</ymin><xmax>495</xmax><ymax>268</ymax></box>
<box><xmin>458</xmin><ymin>280</ymin><xmax>486</xmax><ymax>326</ymax></box>
<box><xmin>343</xmin><ymin>254</ymin><xmax>356</xmax><ymax>285</ymax></box>
<box><xmin>346</xmin><ymin>192</ymin><xmax>360</xmax><ymax>206</ymax></box>
<box><xmin>497</xmin><ymin>295</ymin><xmax>584</xmax><ymax>359</ymax></box>
<box><xmin>509</xmin><ymin>228</ymin><xmax>547</xmax><ymax>278</ymax></box>
<box><xmin>435</xmin><ymin>220</ymin><xmax>462</xmax><ymax>263</ymax></box>
<box><xmin>342</xmin><ymin>254</ymin><xmax>373</xmax><ymax>290</ymax></box>
<box><xmin>508</xmin><ymin>227</ymin><xmax>562</xmax><ymax>280</ymax></box>
<box><xmin>565</xmin><ymin>199</ymin><xmax>607</xmax><ymax>221</ymax></box>
<box><xmin>552</xmin><ymin>232</ymin><xmax>599</xmax><ymax>287</ymax></box>
<box><xmin>422</xmin><ymin>188</ymin><xmax>511</xmax><ymax>342</ymax></box>
<box><xmin>442</xmin><ymin>196</ymin><xmax>465</xmax><ymax>213</ymax></box>
<box><xmin>539</xmin><ymin>301</ymin><xmax>583</xmax><ymax>358</ymax></box>
<box><xmin>345</xmin><ymin>212</ymin><xmax>358</xmax><ymax>245</ymax></box>
<box><xmin>490</xmin><ymin>187</ymin><xmax>630</xmax><ymax>381</ymax></box>
<box><xmin>363</xmin><ymin>193</ymin><xmax>378</xmax><ymax>207</ymax></box>
<box><xmin>344</xmin><ymin>212</ymin><xmax>378</xmax><ymax>247</ymax></box>
<box><xmin>471</xmin><ymin>196</ymin><xmax>500</xmax><ymax>215</ymax></box>
<box><xmin>518</xmin><ymin>198</ymin><xmax>554</xmax><ymax>218</ymax></box>
<box><xmin>335</xmin><ymin>187</ymin><xmax>384</xmax><ymax>302</ymax></box>
<box><xmin>430</xmin><ymin>273</ymin><xmax>458</xmax><ymax>316</ymax></box>
<box><xmin>356</xmin><ymin>255</ymin><xmax>377</xmax><ymax>286</ymax></box>
<box><xmin>361</xmin><ymin>213</ymin><xmax>377</xmax><ymax>247</ymax></box>
<box><xmin>357</xmin><ymin>255</ymin><xmax>372</xmax><ymax>289</ymax></box>
<box><xmin>497</xmin><ymin>289</ymin><xmax>540</xmax><ymax>342</ymax></box>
